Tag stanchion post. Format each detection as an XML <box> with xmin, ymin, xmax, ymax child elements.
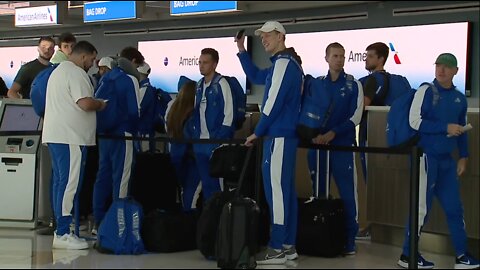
<box><xmin>408</xmin><ymin>146</ymin><xmax>421</xmax><ymax>269</ymax></box>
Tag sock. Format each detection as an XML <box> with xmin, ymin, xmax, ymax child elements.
<box><xmin>283</xmin><ymin>244</ymin><xmax>293</xmax><ymax>249</ymax></box>
<box><xmin>274</xmin><ymin>248</ymin><xmax>282</xmax><ymax>253</ymax></box>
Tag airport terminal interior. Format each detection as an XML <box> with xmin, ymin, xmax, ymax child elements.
<box><xmin>0</xmin><ymin>1</ymin><xmax>479</xmax><ymax>269</ymax></box>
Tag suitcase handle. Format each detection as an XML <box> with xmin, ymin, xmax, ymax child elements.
<box><xmin>235</xmin><ymin>144</ymin><xmax>254</xmax><ymax>198</ymax></box>
<box><xmin>315</xmin><ymin>149</ymin><xmax>330</xmax><ymax>198</ymax></box>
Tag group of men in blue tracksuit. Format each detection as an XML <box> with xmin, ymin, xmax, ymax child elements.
<box><xmin>235</xmin><ymin>21</ymin><xmax>478</xmax><ymax>269</ymax></box>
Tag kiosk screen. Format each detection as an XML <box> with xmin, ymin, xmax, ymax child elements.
<box><xmin>0</xmin><ymin>104</ymin><xmax>41</xmax><ymax>131</ymax></box>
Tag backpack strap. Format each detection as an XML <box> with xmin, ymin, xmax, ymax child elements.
<box><xmin>277</xmin><ymin>54</ymin><xmax>304</xmax><ymax>75</ymax></box>
<box><xmin>319</xmin><ymin>76</ymin><xmax>334</xmax><ymax>129</ymax></box>
<box><xmin>420</xmin><ymin>82</ymin><xmax>440</xmax><ymax>106</ymax></box>
<box><xmin>376</xmin><ymin>71</ymin><xmax>390</xmax><ymax>106</ymax></box>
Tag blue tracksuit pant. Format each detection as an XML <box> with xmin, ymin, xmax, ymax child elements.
<box><xmin>307</xmin><ymin>147</ymin><xmax>359</xmax><ymax>251</ymax></box>
<box><xmin>170</xmin><ymin>143</ymin><xmax>201</xmax><ymax>211</ymax></box>
<box><xmin>193</xmin><ymin>143</ymin><xmax>222</xmax><ymax>202</ymax></box>
<box><xmin>48</xmin><ymin>143</ymin><xmax>87</xmax><ymax>236</ymax></box>
<box><xmin>93</xmin><ymin>133</ymin><xmax>135</xmax><ymax>225</ymax></box>
<box><xmin>402</xmin><ymin>153</ymin><xmax>467</xmax><ymax>257</ymax></box>
<box><xmin>263</xmin><ymin>137</ymin><xmax>298</xmax><ymax>250</ymax></box>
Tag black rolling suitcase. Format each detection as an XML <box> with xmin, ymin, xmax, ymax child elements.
<box><xmin>296</xmin><ymin>150</ymin><xmax>346</xmax><ymax>257</ymax></box>
<box><xmin>197</xmin><ymin>189</ymin><xmax>235</xmax><ymax>260</ymax></box>
<box><xmin>216</xmin><ymin>146</ymin><xmax>259</xmax><ymax>269</ymax></box>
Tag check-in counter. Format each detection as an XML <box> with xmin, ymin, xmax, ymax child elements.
<box><xmin>365</xmin><ymin>106</ymin><xmax>479</xmax><ymax>256</ymax></box>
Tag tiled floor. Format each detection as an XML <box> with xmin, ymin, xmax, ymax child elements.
<box><xmin>0</xmin><ymin>228</ymin><xmax>457</xmax><ymax>269</ymax></box>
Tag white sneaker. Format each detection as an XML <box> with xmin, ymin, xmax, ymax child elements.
<box><xmin>53</xmin><ymin>232</ymin><xmax>89</xmax><ymax>250</ymax></box>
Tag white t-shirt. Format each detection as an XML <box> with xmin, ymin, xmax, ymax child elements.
<box><xmin>42</xmin><ymin>61</ymin><xmax>96</xmax><ymax>146</ymax></box>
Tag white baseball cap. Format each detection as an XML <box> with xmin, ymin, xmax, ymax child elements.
<box><xmin>137</xmin><ymin>62</ymin><xmax>151</xmax><ymax>75</ymax></box>
<box><xmin>254</xmin><ymin>21</ymin><xmax>286</xmax><ymax>36</ymax></box>
<box><xmin>98</xmin><ymin>56</ymin><xmax>113</xmax><ymax>69</ymax></box>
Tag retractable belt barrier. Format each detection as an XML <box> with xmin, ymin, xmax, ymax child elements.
<box><xmin>6</xmin><ymin>131</ymin><xmax>420</xmax><ymax>269</ymax></box>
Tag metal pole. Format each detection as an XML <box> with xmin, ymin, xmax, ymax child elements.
<box><xmin>408</xmin><ymin>146</ymin><xmax>420</xmax><ymax>269</ymax></box>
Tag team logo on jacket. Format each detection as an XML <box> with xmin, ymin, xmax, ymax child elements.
<box><xmin>455</xmin><ymin>97</ymin><xmax>461</xmax><ymax>103</ymax></box>
<box><xmin>389</xmin><ymin>43</ymin><xmax>401</xmax><ymax>64</ymax></box>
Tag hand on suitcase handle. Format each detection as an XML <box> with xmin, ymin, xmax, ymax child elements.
<box><xmin>244</xmin><ymin>133</ymin><xmax>257</xmax><ymax>147</ymax></box>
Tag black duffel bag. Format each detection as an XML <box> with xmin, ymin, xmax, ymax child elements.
<box><xmin>141</xmin><ymin>207</ymin><xmax>198</xmax><ymax>253</ymax></box>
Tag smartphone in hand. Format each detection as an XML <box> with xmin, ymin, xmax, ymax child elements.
<box><xmin>235</xmin><ymin>29</ymin><xmax>245</xmax><ymax>42</ymax></box>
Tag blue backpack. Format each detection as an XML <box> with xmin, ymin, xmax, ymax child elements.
<box><xmin>30</xmin><ymin>63</ymin><xmax>58</xmax><ymax>117</ymax></box>
<box><xmin>95</xmin><ymin>69</ymin><xmax>139</xmax><ymax>134</ymax></box>
<box><xmin>210</xmin><ymin>75</ymin><xmax>247</xmax><ymax>130</ymax></box>
<box><xmin>95</xmin><ymin>73</ymin><xmax>119</xmax><ymax>133</ymax></box>
<box><xmin>386</xmin><ymin>83</ymin><xmax>439</xmax><ymax>148</ymax></box>
<box><xmin>296</xmin><ymin>75</ymin><xmax>332</xmax><ymax>141</ymax></box>
<box><xmin>297</xmin><ymin>74</ymin><xmax>354</xmax><ymax>141</ymax></box>
<box><xmin>95</xmin><ymin>198</ymin><xmax>146</xmax><ymax>255</ymax></box>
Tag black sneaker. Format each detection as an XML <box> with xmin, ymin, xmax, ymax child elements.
<box><xmin>397</xmin><ymin>253</ymin><xmax>434</xmax><ymax>269</ymax></box>
<box><xmin>455</xmin><ymin>252</ymin><xmax>480</xmax><ymax>269</ymax></box>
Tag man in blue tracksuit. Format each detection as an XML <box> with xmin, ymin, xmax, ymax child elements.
<box><xmin>136</xmin><ymin>62</ymin><xmax>172</xmax><ymax>152</ymax></box>
<box><xmin>308</xmin><ymin>42</ymin><xmax>364</xmax><ymax>256</ymax></box>
<box><xmin>358</xmin><ymin>42</ymin><xmax>413</xmax><ymax>182</ymax></box>
<box><xmin>92</xmin><ymin>47</ymin><xmax>144</xmax><ymax>231</ymax></box>
<box><xmin>397</xmin><ymin>53</ymin><xmax>479</xmax><ymax>269</ymax></box>
<box><xmin>357</xmin><ymin>42</ymin><xmax>412</xmax><ymax>240</ymax></box>
<box><xmin>238</xmin><ymin>21</ymin><xmax>303</xmax><ymax>265</ymax></box>
<box><xmin>191</xmin><ymin>48</ymin><xmax>234</xmax><ymax>202</ymax></box>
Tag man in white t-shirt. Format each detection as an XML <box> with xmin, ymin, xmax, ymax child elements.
<box><xmin>42</xmin><ymin>41</ymin><xmax>107</xmax><ymax>250</ymax></box>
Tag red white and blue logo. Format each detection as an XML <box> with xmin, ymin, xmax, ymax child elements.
<box><xmin>47</xmin><ymin>7</ymin><xmax>54</xmax><ymax>22</ymax></box>
<box><xmin>389</xmin><ymin>42</ymin><xmax>401</xmax><ymax>64</ymax></box>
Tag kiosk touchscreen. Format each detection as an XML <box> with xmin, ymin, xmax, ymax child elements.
<box><xmin>0</xmin><ymin>99</ymin><xmax>43</xmax><ymax>228</ymax></box>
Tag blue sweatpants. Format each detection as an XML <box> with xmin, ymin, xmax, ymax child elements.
<box><xmin>193</xmin><ymin>143</ymin><xmax>222</xmax><ymax>202</ymax></box>
<box><xmin>93</xmin><ymin>133</ymin><xmax>135</xmax><ymax>225</ymax></box>
<box><xmin>402</xmin><ymin>153</ymin><xmax>467</xmax><ymax>257</ymax></box>
<box><xmin>48</xmin><ymin>143</ymin><xmax>87</xmax><ymax>236</ymax></box>
<box><xmin>263</xmin><ymin>137</ymin><xmax>298</xmax><ymax>250</ymax></box>
<box><xmin>170</xmin><ymin>143</ymin><xmax>201</xmax><ymax>211</ymax></box>
<box><xmin>307</xmin><ymin>147</ymin><xmax>359</xmax><ymax>251</ymax></box>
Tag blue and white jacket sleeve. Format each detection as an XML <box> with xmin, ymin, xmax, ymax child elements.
<box><xmin>254</xmin><ymin>58</ymin><xmax>293</xmax><ymax>137</ymax></box>
<box><xmin>457</xmin><ymin>103</ymin><xmax>469</xmax><ymax>158</ymax></box>
<box><xmin>332</xmin><ymin>80</ymin><xmax>364</xmax><ymax>135</ymax></box>
<box><xmin>125</xmin><ymin>74</ymin><xmax>141</xmax><ymax>129</ymax></box>
<box><xmin>216</xmin><ymin>78</ymin><xmax>234</xmax><ymax>138</ymax></box>
<box><xmin>237</xmin><ymin>51</ymin><xmax>269</xmax><ymax>84</ymax></box>
<box><xmin>409</xmin><ymin>85</ymin><xmax>447</xmax><ymax>134</ymax></box>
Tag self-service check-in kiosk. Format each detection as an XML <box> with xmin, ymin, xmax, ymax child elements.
<box><xmin>0</xmin><ymin>99</ymin><xmax>50</xmax><ymax>228</ymax></box>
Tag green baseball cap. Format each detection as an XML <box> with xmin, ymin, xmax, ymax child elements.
<box><xmin>434</xmin><ymin>53</ymin><xmax>457</xmax><ymax>68</ymax></box>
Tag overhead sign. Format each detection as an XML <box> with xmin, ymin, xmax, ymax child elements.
<box><xmin>170</xmin><ymin>1</ymin><xmax>237</xmax><ymax>16</ymax></box>
<box><xmin>15</xmin><ymin>5</ymin><xmax>59</xmax><ymax>27</ymax></box>
<box><xmin>84</xmin><ymin>1</ymin><xmax>138</xmax><ymax>23</ymax></box>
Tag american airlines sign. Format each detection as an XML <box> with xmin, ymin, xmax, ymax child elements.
<box><xmin>15</xmin><ymin>5</ymin><xmax>58</xmax><ymax>27</ymax></box>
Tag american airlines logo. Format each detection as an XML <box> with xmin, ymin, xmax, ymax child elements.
<box><xmin>389</xmin><ymin>43</ymin><xmax>401</xmax><ymax>64</ymax></box>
